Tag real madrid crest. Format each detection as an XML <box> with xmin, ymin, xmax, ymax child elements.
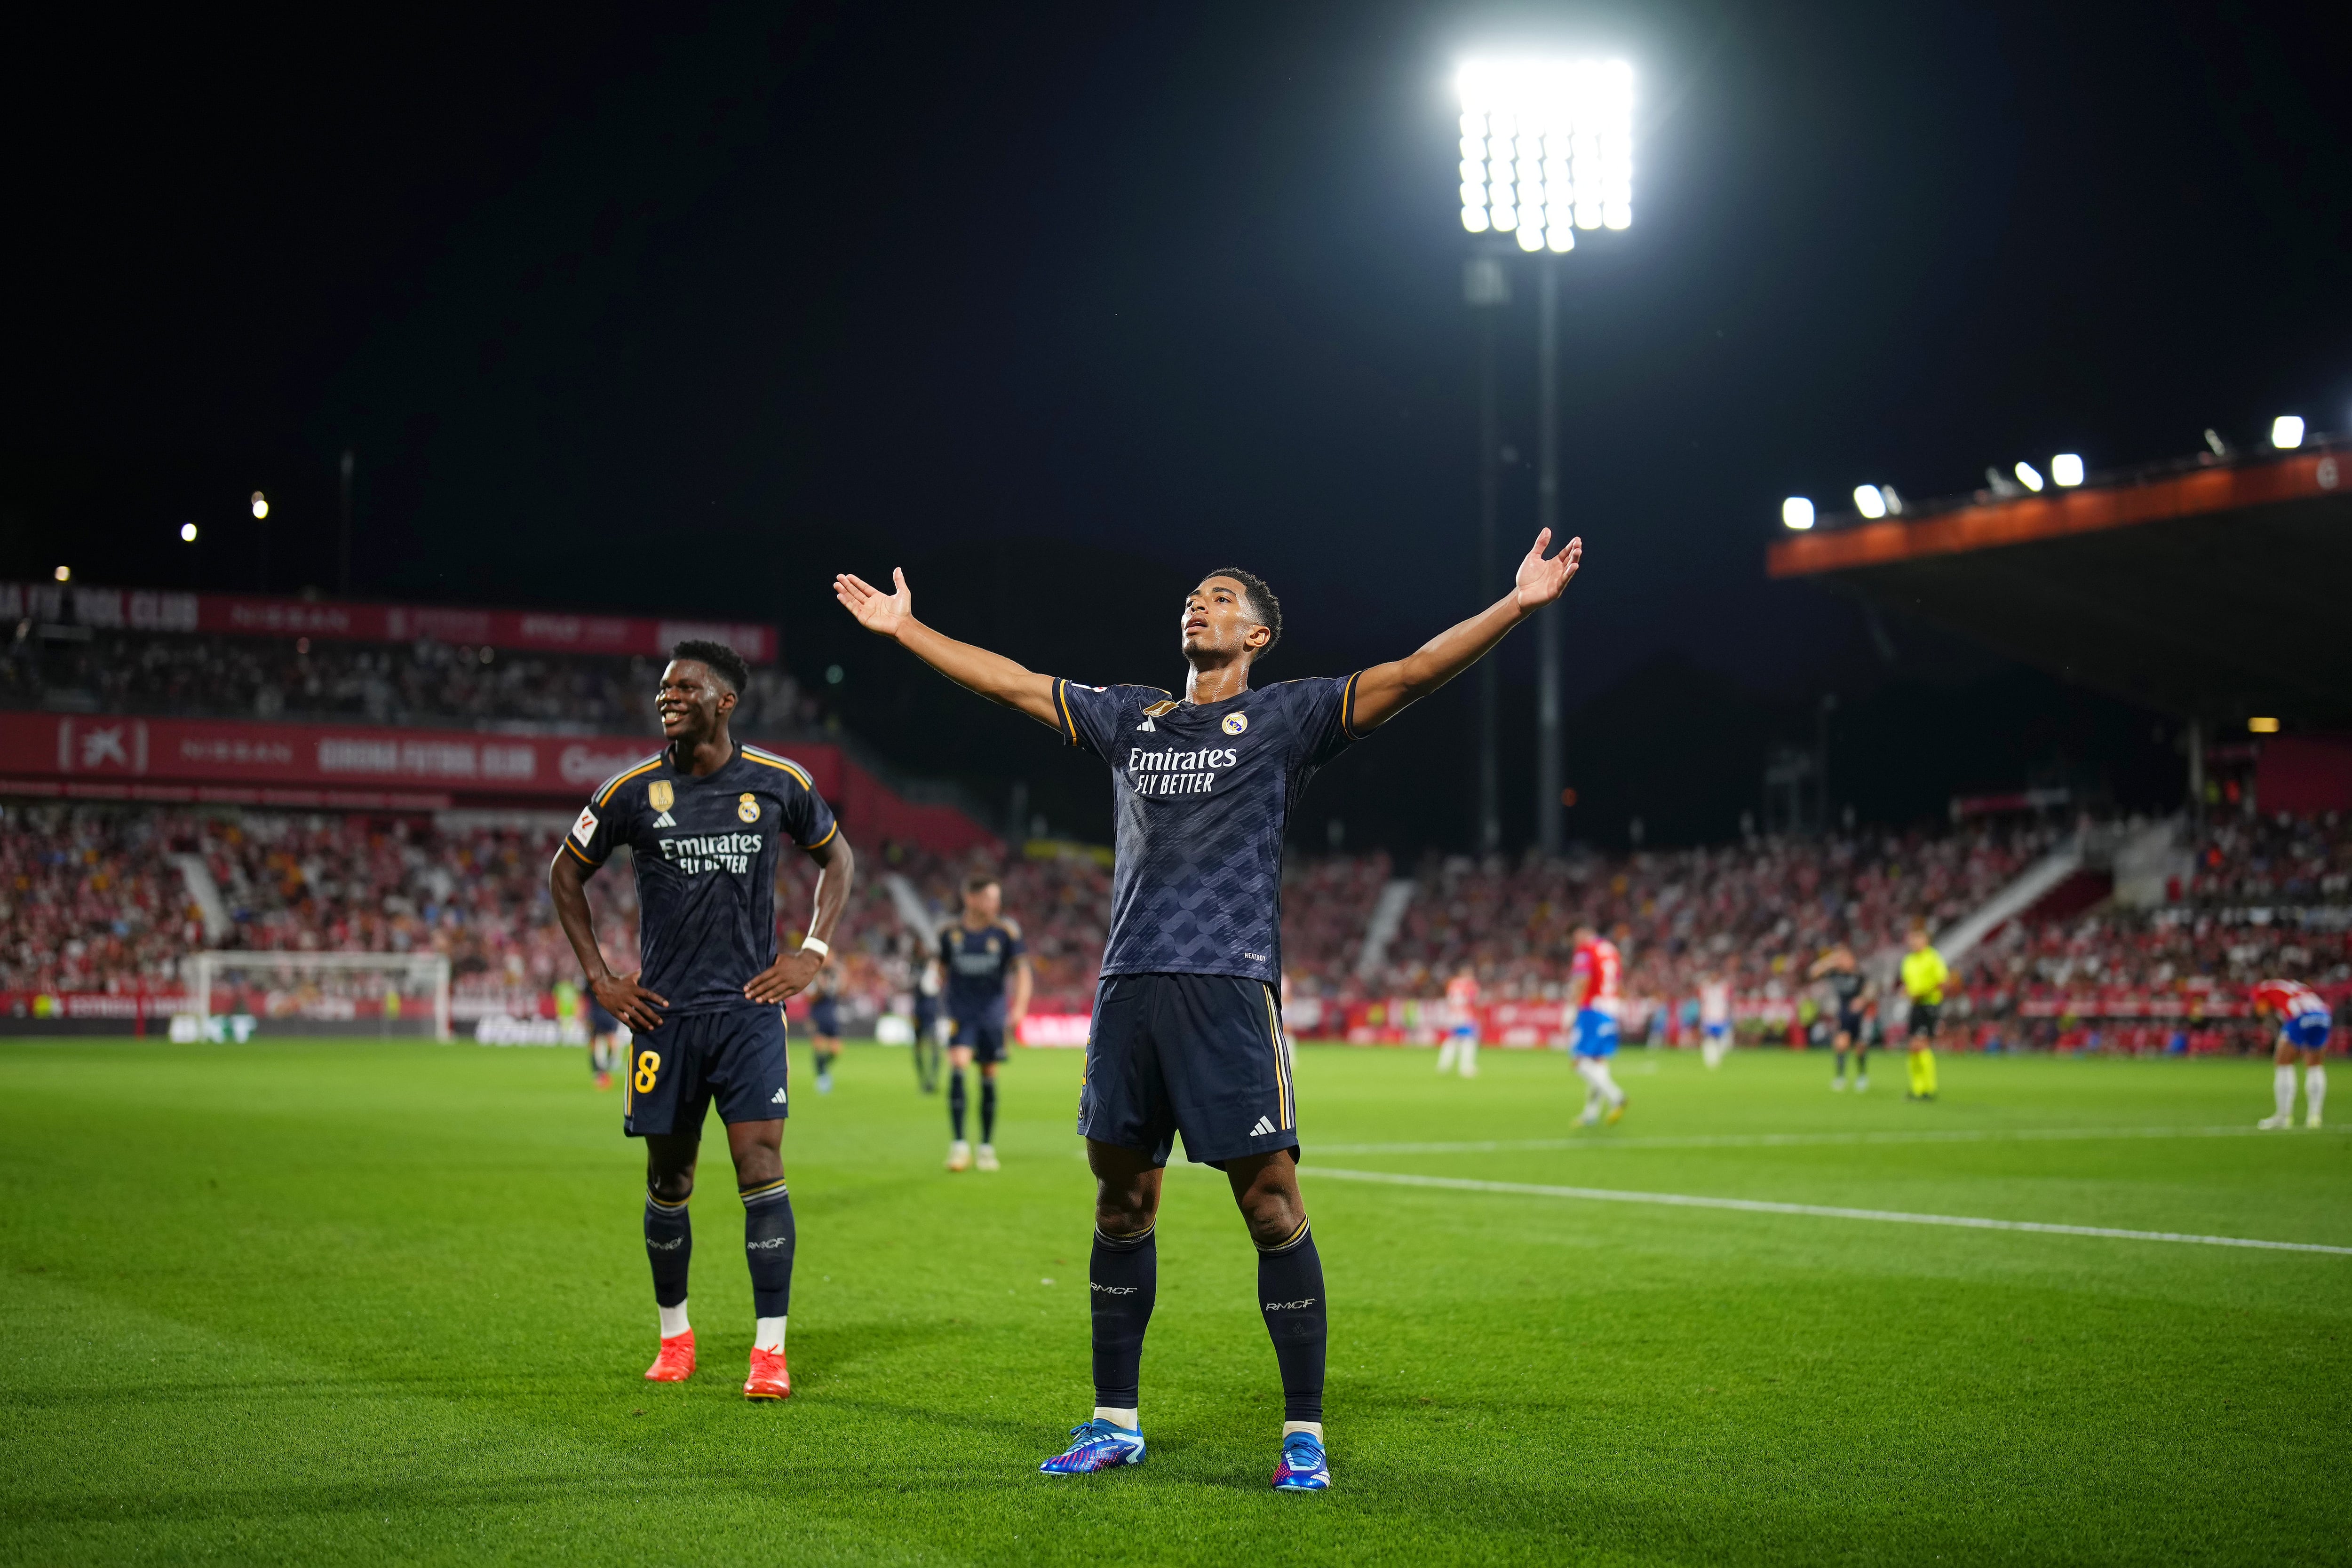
<box><xmin>1222</xmin><ymin>712</ymin><xmax>1248</xmax><ymax>736</ymax></box>
<box><xmin>738</xmin><ymin>792</ymin><xmax>761</xmax><ymax>823</ymax></box>
<box><xmin>648</xmin><ymin>779</ymin><xmax>675</xmax><ymax>813</ymax></box>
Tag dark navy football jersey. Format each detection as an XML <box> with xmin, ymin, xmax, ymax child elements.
<box><xmin>940</xmin><ymin>920</ymin><xmax>1025</xmax><ymax>1020</ymax></box>
<box><xmin>561</xmin><ymin>743</ymin><xmax>838</xmax><ymax>1015</ymax></box>
<box><xmin>1053</xmin><ymin>674</ymin><xmax>1362</xmax><ymax>983</ymax></box>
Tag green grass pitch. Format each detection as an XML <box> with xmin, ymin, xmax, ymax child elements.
<box><xmin>1</xmin><ymin>1037</ymin><xmax>2346</xmax><ymax>1565</ymax></box>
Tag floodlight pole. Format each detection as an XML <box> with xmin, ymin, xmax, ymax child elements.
<box><xmin>1534</xmin><ymin>254</ymin><xmax>1563</xmax><ymax>856</ymax></box>
<box><xmin>1465</xmin><ymin>256</ymin><xmax>1509</xmax><ymax>856</ymax></box>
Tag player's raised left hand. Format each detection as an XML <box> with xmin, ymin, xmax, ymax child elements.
<box><xmin>745</xmin><ymin>949</ymin><xmax>823</xmax><ymax>1005</ymax></box>
<box><xmin>1513</xmin><ymin>529</ymin><xmax>1582</xmax><ymax>612</ymax></box>
<box><xmin>834</xmin><ymin>569</ymin><xmax>913</xmax><ymax>639</ymax></box>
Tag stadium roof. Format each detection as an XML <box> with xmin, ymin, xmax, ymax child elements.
<box><xmin>1766</xmin><ymin>443</ymin><xmax>2352</xmax><ymax>726</ymax></box>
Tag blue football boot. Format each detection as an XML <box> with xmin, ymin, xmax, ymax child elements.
<box><xmin>1271</xmin><ymin>1431</ymin><xmax>1331</xmax><ymax>1492</ymax></box>
<box><xmin>1038</xmin><ymin>1418</ymin><xmax>1146</xmax><ymax>1475</ymax></box>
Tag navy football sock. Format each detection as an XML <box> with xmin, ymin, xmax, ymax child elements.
<box><xmin>644</xmin><ymin>1191</ymin><xmax>691</xmax><ymax>1309</ymax></box>
<box><xmin>949</xmin><ymin>1069</ymin><xmax>968</xmax><ymax>1140</ymax></box>
<box><xmin>740</xmin><ymin>1179</ymin><xmax>795</xmax><ymax>1318</ymax></box>
<box><xmin>980</xmin><ymin>1076</ymin><xmax>998</xmax><ymax>1143</ymax></box>
<box><xmin>1090</xmin><ymin>1223</ymin><xmax>1157</xmax><ymax>1412</ymax></box>
<box><xmin>1257</xmin><ymin>1220</ymin><xmax>1327</xmax><ymax>1424</ymax></box>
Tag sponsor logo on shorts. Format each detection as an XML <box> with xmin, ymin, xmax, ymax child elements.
<box><xmin>771</xmin><ymin>1086</ymin><xmax>788</xmax><ymax>1104</ymax></box>
<box><xmin>1249</xmin><ymin>1115</ymin><xmax>1276</xmax><ymax>1137</ymax></box>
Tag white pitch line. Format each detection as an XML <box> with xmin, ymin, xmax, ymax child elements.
<box><xmin>1312</xmin><ymin>1125</ymin><xmax>2344</xmax><ymax>1156</ymax></box>
<box><xmin>1310</xmin><ymin>1166</ymin><xmax>2352</xmax><ymax>1256</ymax></box>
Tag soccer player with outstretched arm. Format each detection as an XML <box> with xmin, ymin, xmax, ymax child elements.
<box><xmin>835</xmin><ymin>529</ymin><xmax>1581</xmax><ymax>1492</ymax></box>
<box><xmin>548</xmin><ymin>641</ymin><xmax>855</xmax><ymax>1402</ymax></box>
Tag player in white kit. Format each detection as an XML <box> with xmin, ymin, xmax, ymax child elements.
<box><xmin>1698</xmin><ymin>974</ymin><xmax>1732</xmax><ymax>1069</ymax></box>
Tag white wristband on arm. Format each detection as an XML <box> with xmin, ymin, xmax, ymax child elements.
<box><xmin>799</xmin><ymin>937</ymin><xmax>830</xmax><ymax>958</ymax></box>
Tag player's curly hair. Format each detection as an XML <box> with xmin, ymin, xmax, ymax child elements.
<box><xmin>670</xmin><ymin>638</ymin><xmax>749</xmax><ymax>697</ymax></box>
<box><xmin>1203</xmin><ymin>567</ymin><xmax>1282</xmax><ymax>659</ymax></box>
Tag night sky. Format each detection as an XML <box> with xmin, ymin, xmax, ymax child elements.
<box><xmin>7</xmin><ymin>2</ymin><xmax>2346</xmax><ymax>850</ymax></box>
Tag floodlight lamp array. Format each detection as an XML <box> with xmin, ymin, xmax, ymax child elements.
<box><xmin>1455</xmin><ymin>59</ymin><xmax>1633</xmax><ymax>250</ymax></box>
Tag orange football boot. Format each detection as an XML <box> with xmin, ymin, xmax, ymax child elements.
<box><xmin>743</xmin><ymin>1346</ymin><xmax>792</xmax><ymax>1401</ymax></box>
<box><xmin>644</xmin><ymin>1330</ymin><xmax>695</xmax><ymax>1382</ymax></box>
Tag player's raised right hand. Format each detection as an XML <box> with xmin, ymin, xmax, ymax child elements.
<box><xmin>834</xmin><ymin>569</ymin><xmax>912</xmax><ymax>639</ymax></box>
<box><xmin>593</xmin><ymin>970</ymin><xmax>667</xmax><ymax>1033</ymax></box>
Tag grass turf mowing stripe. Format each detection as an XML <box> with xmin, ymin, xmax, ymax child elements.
<box><xmin>1314</xmin><ymin>1125</ymin><xmax>2347</xmax><ymax>1156</ymax></box>
<box><xmin>1310</xmin><ymin>1166</ymin><xmax>2352</xmax><ymax>1255</ymax></box>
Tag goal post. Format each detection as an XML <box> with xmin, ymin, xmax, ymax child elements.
<box><xmin>179</xmin><ymin>950</ymin><xmax>453</xmax><ymax>1042</ymax></box>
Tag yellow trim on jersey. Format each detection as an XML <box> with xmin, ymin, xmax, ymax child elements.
<box><xmin>799</xmin><ymin>819</ymin><xmax>839</xmax><ymax>851</ymax></box>
<box><xmin>1262</xmin><ymin>983</ymin><xmax>1293</xmax><ymax>1129</ymax></box>
<box><xmin>559</xmin><ymin>837</ymin><xmax>597</xmax><ymax>866</ymax></box>
<box><xmin>1055</xmin><ymin>679</ymin><xmax>1078</xmax><ymax>746</ymax></box>
<box><xmin>1338</xmin><ymin>670</ymin><xmax>1366</xmax><ymax>739</ymax></box>
<box><xmin>597</xmin><ymin>757</ymin><xmax>663</xmax><ymax>808</ymax></box>
<box><xmin>740</xmin><ymin>747</ymin><xmax>813</xmax><ymax>790</ymax></box>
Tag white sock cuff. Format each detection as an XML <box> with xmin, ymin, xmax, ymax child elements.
<box><xmin>754</xmin><ymin>1315</ymin><xmax>787</xmax><ymax>1353</ymax></box>
<box><xmin>1282</xmin><ymin>1420</ymin><xmax>1325</xmax><ymax>1440</ymax></box>
<box><xmin>1093</xmin><ymin>1406</ymin><xmax>1139</xmax><ymax>1430</ymax></box>
<box><xmin>658</xmin><ymin>1301</ymin><xmax>690</xmax><ymax>1339</ymax></box>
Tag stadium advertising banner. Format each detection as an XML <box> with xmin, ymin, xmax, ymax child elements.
<box><xmin>0</xmin><ymin>580</ymin><xmax>776</xmax><ymax>664</ymax></box>
<box><xmin>0</xmin><ymin>713</ymin><xmax>999</xmax><ymax>852</ymax></box>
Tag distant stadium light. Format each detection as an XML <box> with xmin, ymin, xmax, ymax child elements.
<box><xmin>2249</xmin><ymin>716</ymin><xmax>2281</xmax><ymax>734</ymax></box>
<box><xmin>179</xmin><ymin>522</ymin><xmax>199</xmax><ymax>543</ymax></box>
<box><xmin>1852</xmin><ymin>485</ymin><xmax>1887</xmax><ymax>520</ymax></box>
<box><xmin>2271</xmin><ymin>415</ymin><xmax>2305</xmax><ymax>450</ymax></box>
<box><xmin>1454</xmin><ymin>59</ymin><xmax>1633</xmax><ymax>250</ymax></box>
<box><xmin>2014</xmin><ymin>461</ymin><xmax>2045</xmax><ymax>493</ymax></box>
<box><xmin>250</xmin><ymin>491</ymin><xmax>270</xmax><ymax>520</ymax></box>
<box><xmin>2050</xmin><ymin>453</ymin><xmax>2085</xmax><ymax>488</ymax></box>
<box><xmin>1781</xmin><ymin>496</ymin><xmax>1815</xmax><ymax>531</ymax></box>
<box><xmin>53</xmin><ymin>565</ymin><xmax>70</xmax><ymax>582</ymax></box>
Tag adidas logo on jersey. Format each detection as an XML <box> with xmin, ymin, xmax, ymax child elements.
<box><xmin>1249</xmin><ymin>1115</ymin><xmax>1276</xmax><ymax>1137</ymax></box>
<box><xmin>1135</xmin><ymin>718</ymin><xmax>1155</xmax><ymax>731</ymax></box>
<box><xmin>652</xmin><ymin>810</ymin><xmax>676</xmax><ymax>828</ymax></box>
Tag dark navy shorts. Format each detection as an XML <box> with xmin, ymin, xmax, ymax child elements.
<box><xmin>809</xmin><ymin>998</ymin><xmax>843</xmax><ymax>1039</ymax></box>
<box><xmin>1080</xmin><ymin>972</ymin><xmax>1296</xmax><ymax>1169</ymax></box>
<box><xmin>588</xmin><ymin>999</ymin><xmax>619</xmax><ymax>1035</ymax></box>
<box><xmin>1907</xmin><ymin>1001</ymin><xmax>1941</xmax><ymax>1040</ymax></box>
<box><xmin>624</xmin><ymin>1006</ymin><xmax>790</xmax><ymax>1137</ymax></box>
<box><xmin>950</xmin><ymin>1013</ymin><xmax>1008</xmax><ymax>1064</ymax></box>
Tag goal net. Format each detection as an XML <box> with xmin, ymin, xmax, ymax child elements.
<box><xmin>174</xmin><ymin>950</ymin><xmax>453</xmax><ymax>1042</ymax></box>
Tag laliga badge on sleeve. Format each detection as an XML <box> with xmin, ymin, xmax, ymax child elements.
<box><xmin>571</xmin><ymin>807</ymin><xmax>598</xmax><ymax>846</ymax></box>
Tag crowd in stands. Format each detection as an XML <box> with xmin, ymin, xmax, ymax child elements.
<box><xmin>1</xmin><ymin>630</ymin><xmax>811</xmax><ymax>735</ymax></box>
<box><xmin>8</xmin><ymin>798</ymin><xmax>2346</xmax><ymax>1051</ymax></box>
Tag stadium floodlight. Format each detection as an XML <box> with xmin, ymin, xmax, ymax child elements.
<box><xmin>2271</xmin><ymin>415</ymin><xmax>2305</xmax><ymax>450</ymax></box>
<box><xmin>53</xmin><ymin>565</ymin><xmax>70</xmax><ymax>582</ymax></box>
<box><xmin>1852</xmin><ymin>485</ymin><xmax>1887</xmax><ymax>520</ymax></box>
<box><xmin>250</xmin><ymin>491</ymin><xmax>270</xmax><ymax>519</ymax></box>
<box><xmin>1455</xmin><ymin>58</ymin><xmax>1633</xmax><ymax>249</ymax></box>
<box><xmin>179</xmin><ymin>522</ymin><xmax>199</xmax><ymax>543</ymax></box>
<box><xmin>1781</xmin><ymin>496</ymin><xmax>1815</xmax><ymax>531</ymax></box>
<box><xmin>2014</xmin><ymin>461</ymin><xmax>2044</xmax><ymax>492</ymax></box>
<box><xmin>2248</xmin><ymin>716</ymin><xmax>2281</xmax><ymax>734</ymax></box>
<box><xmin>2050</xmin><ymin>453</ymin><xmax>2085</xmax><ymax>487</ymax></box>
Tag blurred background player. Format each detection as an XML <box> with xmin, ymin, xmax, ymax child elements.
<box><xmin>2250</xmin><ymin>977</ymin><xmax>2330</xmax><ymax>1130</ymax></box>
<box><xmin>1899</xmin><ymin>924</ymin><xmax>1947</xmax><ymax>1101</ymax></box>
<box><xmin>808</xmin><ymin>963</ymin><xmax>844</xmax><ymax>1094</ymax></box>
<box><xmin>1698</xmin><ymin>971</ymin><xmax>1732</xmax><ymax>1070</ymax></box>
<box><xmin>907</xmin><ymin>932</ymin><xmax>946</xmax><ymax>1094</ymax></box>
<box><xmin>588</xmin><ymin>993</ymin><xmax>625</xmax><ymax>1091</ymax></box>
<box><xmin>1437</xmin><ymin>965</ymin><xmax>1480</xmax><ymax>1077</ymax></box>
<box><xmin>941</xmin><ymin>873</ymin><xmax>1032</xmax><ymax>1172</ymax></box>
<box><xmin>548</xmin><ymin>641</ymin><xmax>855</xmax><ymax>1402</ymax></box>
<box><xmin>1567</xmin><ymin>921</ymin><xmax>1627</xmax><ymax>1125</ymax></box>
<box><xmin>1811</xmin><ymin>943</ymin><xmax>1871</xmax><ymax>1092</ymax></box>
